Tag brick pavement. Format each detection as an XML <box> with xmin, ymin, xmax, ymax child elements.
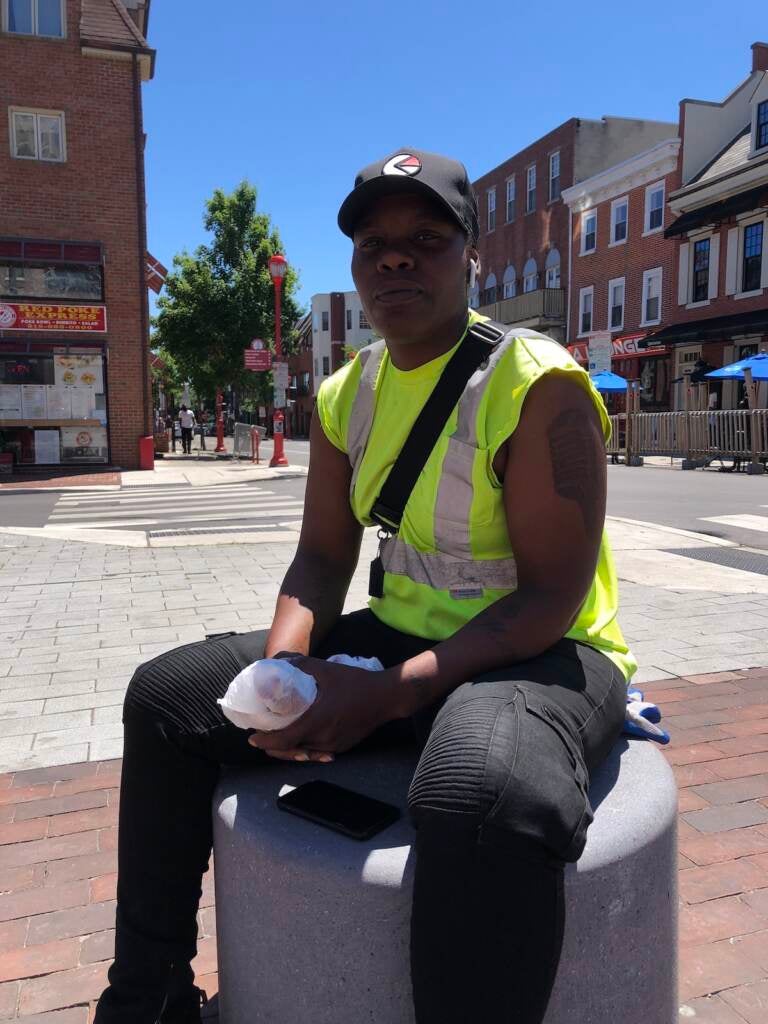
<box><xmin>0</xmin><ymin>670</ymin><xmax>763</xmax><ymax>1021</ymax></box>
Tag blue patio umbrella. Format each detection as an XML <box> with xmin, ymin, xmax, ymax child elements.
<box><xmin>705</xmin><ymin>352</ymin><xmax>768</xmax><ymax>381</ymax></box>
<box><xmin>590</xmin><ymin>370</ymin><xmax>628</xmax><ymax>392</ymax></box>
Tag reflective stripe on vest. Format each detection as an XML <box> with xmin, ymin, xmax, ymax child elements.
<box><xmin>347</xmin><ymin>331</ymin><xmax>519</xmax><ymax>595</ymax></box>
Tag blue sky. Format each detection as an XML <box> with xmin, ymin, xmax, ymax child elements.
<box><xmin>143</xmin><ymin>1</ymin><xmax>760</xmax><ymax>314</ymax></box>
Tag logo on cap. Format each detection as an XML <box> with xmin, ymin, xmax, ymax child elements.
<box><xmin>382</xmin><ymin>153</ymin><xmax>422</xmax><ymax>178</ymax></box>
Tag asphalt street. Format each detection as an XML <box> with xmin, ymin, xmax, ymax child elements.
<box><xmin>1</xmin><ymin>445</ymin><xmax>767</xmax><ymax>550</ymax></box>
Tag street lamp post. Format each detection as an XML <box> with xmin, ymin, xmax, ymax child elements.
<box><xmin>268</xmin><ymin>253</ymin><xmax>289</xmax><ymax>468</ymax></box>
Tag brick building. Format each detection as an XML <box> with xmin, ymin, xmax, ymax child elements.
<box><xmin>471</xmin><ymin>116</ymin><xmax>676</xmax><ymax>344</ymax></box>
<box><xmin>562</xmin><ymin>138</ymin><xmax>681</xmax><ymax>410</ymax></box>
<box><xmin>647</xmin><ymin>42</ymin><xmax>768</xmax><ymax>410</ymax></box>
<box><xmin>0</xmin><ymin>0</ymin><xmax>155</xmax><ymax>470</ymax></box>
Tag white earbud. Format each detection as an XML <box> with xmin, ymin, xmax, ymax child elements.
<box><xmin>468</xmin><ymin>259</ymin><xmax>478</xmax><ymax>290</ymax></box>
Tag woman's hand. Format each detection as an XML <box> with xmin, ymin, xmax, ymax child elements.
<box><xmin>248</xmin><ymin>656</ymin><xmax>403</xmax><ymax>756</ymax></box>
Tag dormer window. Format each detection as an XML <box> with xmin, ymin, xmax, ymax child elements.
<box><xmin>756</xmin><ymin>100</ymin><xmax>768</xmax><ymax>151</ymax></box>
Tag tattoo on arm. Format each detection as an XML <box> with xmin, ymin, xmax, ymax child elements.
<box><xmin>547</xmin><ymin>408</ymin><xmax>603</xmax><ymax>538</ymax></box>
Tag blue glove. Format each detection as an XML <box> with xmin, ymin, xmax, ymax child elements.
<box><xmin>623</xmin><ymin>687</ymin><xmax>670</xmax><ymax>744</ymax></box>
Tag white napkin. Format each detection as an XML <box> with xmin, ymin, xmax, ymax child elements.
<box><xmin>217</xmin><ymin>654</ymin><xmax>384</xmax><ymax>732</ymax></box>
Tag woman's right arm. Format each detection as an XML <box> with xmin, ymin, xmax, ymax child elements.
<box><xmin>264</xmin><ymin>410</ymin><xmax>364</xmax><ymax>658</ymax></box>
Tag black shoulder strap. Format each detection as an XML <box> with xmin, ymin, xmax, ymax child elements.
<box><xmin>370</xmin><ymin>319</ymin><xmax>509</xmax><ymax>533</ymax></box>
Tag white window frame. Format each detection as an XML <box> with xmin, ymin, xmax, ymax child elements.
<box><xmin>548</xmin><ymin>151</ymin><xmax>560</xmax><ymax>203</ymax></box>
<box><xmin>688</xmin><ymin>234</ymin><xmax>711</xmax><ymax>306</ymax></box>
<box><xmin>640</xmin><ymin>267</ymin><xmax>662</xmax><ymax>326</ymax></box>
<box><xmin>607</xmin><ymin>277</ymin><xmax>625</xmax><ymax>332</ymax></box>
<box><xmin>525</xmin><ymin>164</ymin><xmax>536</xmax><ymax>214</ymax></box>
<box><xmin>644</xmin><ymin>181</ymin><xmax>665</xmax><ymax>235</ymax></box>
<box><xmin>505</xmin><ymin>175</ymin><xmax>515</xmax><ymax>223</ymax></box>
<box><xmin>735</xmin><ymin>212</ymin><xmax>766</xmax><ymax>298</ymax></box>
<box><xmin>502</xmin><ymin>265</ymin><xmax>516</xmax><ymax>299</ymax></box>
<box><xmin>9</xmin><ymin>107</ymin><xmax>66</xmax><ymax>162</ymax></box>
<box><xmin>487</xmin><ymin>187</ymin><xmax>496</xmax><ymax>233</ymax></box>
<box><xmin>577</xmin><ymin>286</ymin><xmax>594</xmax><ymax>338</ymax></box>
<box><xmin>580</xmin><ymin>209</ymin><xmax>597</xmax><ymax>255</ymax></box>
<box><xmin>544</xmin><ymin>263</ymin><xmax>560</xmax><ymax>288</ymax></box>
<box><xmin>750</xmin><ymin>98</ymin><xmax>768</xmax><ymax>157</ymax></box>
<box><xmin>609</xmin><ymin>196</ymin><xmax>628</xmax><ymax>246</ymax></box>
<box><xmin>2</xmin><ymin>0</ymin><xmax>66</xmax><ymax>37</ymax></box>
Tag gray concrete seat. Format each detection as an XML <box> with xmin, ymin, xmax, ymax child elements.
<box><xmin>213</xmin><ymin>737</ymin><xmax>678</xmax><ymax>1024</ymax></box>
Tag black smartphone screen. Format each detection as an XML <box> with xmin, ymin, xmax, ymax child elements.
<box><xmin>277</xmin><ymin>779</ymin><xmax>401</xmax><ymax>840</ymax></box>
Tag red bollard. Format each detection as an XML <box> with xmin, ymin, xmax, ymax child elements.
<box><xmin>270</xmin><ymin>409</ymin><xmax>288</xmax><ymax>467</ymax></box>
<box><xmin>251</xmin><ymin>427</ymin><xmax>260</xmax><ymax>464</ymax></box>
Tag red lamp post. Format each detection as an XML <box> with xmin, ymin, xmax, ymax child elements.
<box><xmin>268</xmin><ymin>253</ymin><xmax>289</xmax><ymax>467</ymax></box>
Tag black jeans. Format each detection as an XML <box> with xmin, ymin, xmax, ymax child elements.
<box><xmin>180</xmin><ymin>427</ymin><xmax>193</xmax><ymax>454</ymax></box>
<box><xmin>95</xmin><ymin>610</ymin><xmax>626</xmax><ymax>1024</ymax></box>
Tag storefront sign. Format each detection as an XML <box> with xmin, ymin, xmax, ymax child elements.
<box><xmin>0</xmin><ymin>302</ymin><xmax>107</xmax><ymax>333</ymax></box>
<box><xmin>568</xmin><ymin>334</ymin><xmax>669</xmax><ymax>364</ymax></box>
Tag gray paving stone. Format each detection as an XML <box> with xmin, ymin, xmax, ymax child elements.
<box><xmin>0</xmin><ymin>742</ymin><xmax>90</xmax><ymax>774</ymax></box>
<box><xmin>0</xmin><ymin>709</ymin><xmax>91</xmax><ymax>739</ymax></box>
<box><xmin>0</xmin><ymin>699</ymin><xmax>45</xmax><ymax>719</ymax></box>
<box><xmin>42</xmin><ymin>690</ymin><xmax>125</xmax><ymax>715</ymax></box>
<box><xmin>33</xmin><ymin>721</ymin><xmax>123</xmax><ymax>750</ymax></box>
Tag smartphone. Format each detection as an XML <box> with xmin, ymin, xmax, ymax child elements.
<box><xmin>276</xmin><ymin>779</ymin><xmax>401</xmax><ymax>841</ymax></box>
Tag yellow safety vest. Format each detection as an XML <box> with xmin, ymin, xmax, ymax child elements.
<box><xmin>317</xmin><ymin>310</ymin><xmax>636</xmax><ymax>680</ymax></box>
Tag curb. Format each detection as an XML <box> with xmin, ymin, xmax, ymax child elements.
<box><xmin>606</xmin><ymin>516</ymin><xmax>738</xmax><ymax>548</ymax></box>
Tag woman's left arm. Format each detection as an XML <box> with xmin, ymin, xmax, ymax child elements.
<box><xmin>385</xmin><ymin>372</ymin><xmax>607</xmax><ymax>717</ymax></box>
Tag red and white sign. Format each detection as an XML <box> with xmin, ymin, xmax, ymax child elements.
<box><xmin>146</xmin><ymin>253</ymin><xmax>168</xmax><ymax>294</ymax></box>
<box><xmin>0</xmin><ymin>302</ymin><xmax>107</xmax><ymax>333</ymax></box>
<box><xmin>244</xmin><ymin>348</ymin><xmax>272</xmax><ymax>371</ymax></box>
<box><xmin>568</xmin><ymin>333</ymin><xmax>668</xmax><ymax>365</ymax></box>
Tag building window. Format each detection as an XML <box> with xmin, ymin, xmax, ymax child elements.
<box><xmin>487</xmin><ymin>187</ymin><xmax>496</xmax><ymax>232</ymax></box>
<box><xmin>641</xmin><ymin>267</ymin><xmax>662</xmax><ymax>325</ymax></box>
<box><xmin>5</xmin><ymin>0</ymin><xmax>64</xmax><ymax>37</ymax></box>
<box><xmin>525</xmin><ymin>165</ymin><xmax>536</xmax><ymax>213</ymax></box>
<box><xmin>608</xmin><ymin>277</ymin><xmax>625</xmax><ymax>331</ymax></box>
<box><xmin>610</xmin><ymin>197</ymin><xmax>628</xmax><ymax>244</ymax></box>
<box><xmin>645</xmin><ymin>182</ymin><xmax>665</xmax><ymax>233</ymax></box>
<box><xmin>345</xmin><ymin>309</ymin><xmax>352</xmax><ymax>331</ymax></box>
<box><xmin>322</xmin><ymin>356</ymin><xmax>330</xmax><ymax>375</ymax></box>
<box><xmin>480</xmin><ymin>273</ymin><xmax>497</xmax><ymax>306</ymax></box>
<box><xmin>581</xmin><ymin>210</ymin><xmax>597</xmax><ymax>254</ymax></box>
<box><xmin>502</xmin><ymin>264</ymin><xmax>516</xmax><ymax>299</ymax></box>
<box><xmin>359</xmin><ymin>310</ymin><xmax>370</xmax><ymax>329</ymax></box>
<box><xmin>505</xmin><ymin>176</ymin><xmax>515</xmax><ymax>222</ymax></box>
<box><xmin>321</xmin><ymin>310</ymin><xmax>329</xmax><ymax>331</ymax></box>
<box><xmin>1</xmin><ymin>260</ymin><xmax>102</xmax><ymax>301</ymax></box>
<box><xmin>756</xmin><ymin>100</ymin><xmax>768</xmax><ymax>151</ymax></box>
<box><xmin>548</xmin><ymin>151</ymin><xmax>560</xmax><ymax>202</ymax></box>
<box><xmin>10</xmin><ymin>109</ymin><xmax>65</xmax><ymax>162</ymax></box>
<box><xmin>579</xmin><ymin>287</ymin><xmax>593</xmax><ymax>336</ymax></box>
<box><xmin>742</xmin><ymin>222</ymin><xmax>764</xmax><ymax>292</ymax></box>
<box><xmin>468</xmin><ymin>283</ymin><xmax>480</xmax><ymax>309</ymax></box>
<box><xmin>522</xmin><ymin>257</ymin><xmax>538</xmax><ymax>293</ymax></box>
<box><xmin>692</xmin><ymin>238</ymin><xmax>710</xmax><ymax>302</ymax></box>
<box><xmin>544</xmin><ymin>248</ymin><xmax>560</xmax><ymax>288</ymax></box>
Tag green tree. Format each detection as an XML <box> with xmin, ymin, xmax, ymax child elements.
<box><xmin>153</xmin><ymin>182</ymin><xmax>303</xmax><ymax>402</ymax></box>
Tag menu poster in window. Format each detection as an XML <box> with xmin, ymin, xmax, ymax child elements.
<box><xmin>69</xmin><ymin>386</ymin><xmax>96</xmax><ymax>420</ymax></box>
<box><xmin>60</xmin><ymin>426</ymin><xmax>108</xmax><ymax>464</ymax></box>
<box><xmin>45</xmin><ymin>385</ymin><xmax>72</xmax><ymax>420</ymax></box>
<box><xmin>0</xmin><ymin>385</ymin><xmax>22</xmax><ymax>420</ymax></box>
<box><xmin>53</xmin><ymin>353</ymin><xmax>104</xmax><ymax>392</ymax></box>
<box><xmin>34</xmin><ymin>430</ymin><xmax>60</xmax><ymax>465</ymax></box>
<box><xmin>21</xmin><ymin>385</ymin><xmax>48</xmax><ymax>419</ymax></box>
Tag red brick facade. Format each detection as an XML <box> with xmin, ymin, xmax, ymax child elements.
<box><xmin>0</xmin><ymin>0</ymin><xmax>154</xmax><ymax>470</ymax></box>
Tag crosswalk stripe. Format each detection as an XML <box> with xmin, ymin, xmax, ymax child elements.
<box><xmin>58</xmin><ymin>507</ymin><xmax>306</xmax><ymax>530</ymax></box>
<box><xmin>57</xmin><ymin>485</ymin><xmax>263</xmax><ymax>504</ymax></box>
<box><xmin>701</xmin><ymin>515</ymin><xmax>768</xmax><ymax>534</ymax></box>
<box><xmin>50</xmin><ymin>499</ymin><xmax>303</xmax><ymax>521</ymax></box>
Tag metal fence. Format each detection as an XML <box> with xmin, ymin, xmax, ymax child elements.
<box><xmin>609</xmin><ymin>409</ymin><xmax>768</xmax><ymax>469</ymax></box>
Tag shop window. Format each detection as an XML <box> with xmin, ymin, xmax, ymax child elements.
<box><xmin>5</xmin><ymin>0</ymin><xmax>64</xmax><ymax>37</ymax></box>
<box><xmin>608</xmin><ymin>277</ymin><xmax>625</xmax><ymax>330</ymax></box>
<box><xmin>487</xmin><ymin>187</ymin><xmax>496</xmax><ymax>232</ymax></box>
<box><xmin>525</xmin><ymin>165</ymin><xmax>536</xmax><ymax>214</ymax></box>
<box><xmin>10</xmin><ymin>109</ymin><xmax>65</xmax><ymax>162</ymax></box>
<box><xmin>581</xmin><ymin>210</ymin><xmax>597</xmax><ymax>254</ymax></box>
<box><xmin>641</xmin><ymin>267</ymin><xmax>662</xmax><ymax>325</ymax></box>
<box><xmin>644</xmin><ymin>182</ymin><xmax>665</xmax><ymax>233</ymax></box>
<box><xmin>611</xmin><ymin>197</ymin><xmax>628</xmax><ymax>244</ymax></box>
<box><xmin>505</xmin><ymin>176</ymin><xmax>515</xmax><ymax>222</ymax></box>
<box><xmin>0</xmin><ymin>260</ymin><xmax>102</xmax><ymax>301</ymax></box>
<box><xmin>692</xmin><ymin>238</ymin><xmax>710</xmax><ymax>302</ymax></box>
<box><xmin>549</xmin><ymin>151</ymin><xmax>560</xmax><ymax>202</ymax></box>
<box><xmin>502</xmin><ymin>265</ymin><xmax>516</xmax><ymax>299</ymax></box>
<box><xmin>742</xmin><ymin>222</ymin><xmax>763</xmax><ymax>293</ymax></box>
<box><xmin>578</xmin><ymin>287</ymin><xmax>593</xmax><ymax>336</ymax></box>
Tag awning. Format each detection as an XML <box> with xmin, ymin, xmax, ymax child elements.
<box><xmin>665</xmin><ymin>185</ymin><xmax>768</xmax><ymax>238</ymax></box>
<box><xmin>643</xmin><ymin>309</ymin><xmax>768</xmax><ymax>346</ymax></box>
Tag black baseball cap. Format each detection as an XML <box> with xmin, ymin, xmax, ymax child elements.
<box><xmin>337</xmin><ymin>147</ymin><xmax>479</xmax><ymax>243</ymax></box>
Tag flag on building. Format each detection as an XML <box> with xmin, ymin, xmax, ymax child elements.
<box><xmin>146</xmin><ymin>252</ymin><xmax>168</xmax><ymax>293</ymax></box>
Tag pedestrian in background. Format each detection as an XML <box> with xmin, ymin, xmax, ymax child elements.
<box><xmin>164</xmin><ymin>411</ymin><xmax>176</xmax><ymax>453</ymax></box>
<box><xmin>198</xmin><ymin>409</ymin><xmax>208</xmax><ymax>451</ymax></box>
<box><xmin>178</xmin><ymin>405</ymin><xmax>195</xmax><ymax>455</ymax></box>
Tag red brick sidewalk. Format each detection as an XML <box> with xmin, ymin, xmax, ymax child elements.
<box><xmin>0</xmin><ymin>470</ymin><xmax>121</xmax><ymax>490</ymax></box>
<box><xmin>0</xmin><ymin>670</ymin><xmax>766</xmax><ymax>1022</ymax></box>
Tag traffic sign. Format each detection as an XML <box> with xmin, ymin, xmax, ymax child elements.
<box><xmin>273</xmin><ymin>361</ymin><xmax>289</xmax><ymax>388</ymax></box>
<box><xmin>588</xmin><ymin>332</ymin><xmax>612</xmax><ymax>375</ymax></box>
<box><xmin>244</xmin><ymin>349</ymin><xmax>272</xmax><ymax>371</ymax></box>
